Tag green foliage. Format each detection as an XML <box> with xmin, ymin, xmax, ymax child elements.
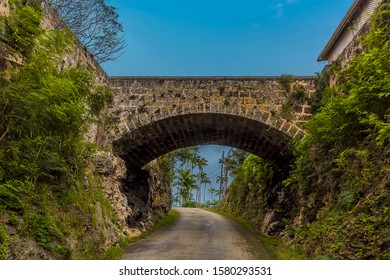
<box><xmin>0</xmin><ymin>1</ymin><xmax>115</xmax><ymax>259</ymax></box>
<box><xmin>305</xmin><ymin>4</ymin><xmax>390</xmax><ymax>150</ymax></box>
<box><xmin>0</xmin><ymin>226</ymin><xmax>9</xmax><ymax>260</ymax></box>
<box><xmin>158</xmin><ymin>152</ymin><xmax>176</xmax><ymax>183</ymax></box>
<box><xmin>0</xmin><ymin>180</ymin><xmax>31</xmax><ymax>212</ymax></box>
<box><xmin>0</xmin><ymin>1</ymin><xmax>112</xmax><ymax>184</ymax></box>
<box><xmin>167</xmin><ymin>146</ymin><xmax>210</xmax><ymax>205</ymax></box>
<box><xmin>87</xmin><ymin>86</ymin><xmax>113</xmax><ymax>117</ymax></box>
<box><xmin>279</xmin><ymin>74</ymin><xmax>309</xmax><ymax>118</ymax></box>
<box><xmin>171</xmin><ymin>146</ymin><xmax>203</xmax><ymax>170</ymax></box>
<box><xmin>26</xmin><ymin>213</ymin><xmax>71</xmax><ymax>258</ymax></box>
<box><xmin>292</xmin><ymin>201</ymin><xmax>390</xmax><ymax>259</ymax></box>
<box><xmin>286</xmin><ymin>2</ymin><xmax>390</xmax><ymax>259</ymax></box>
<box><xmin>279</xmin><ymin>74</ymin><xmax>293</xmax><ymax>92</ymax></box>
<box><xmin>290</xmin><ymin>85</ymin><xmax>306</xmax><ymax>101</ymax></box>
<box><xmin>102</xmin><ymin>246</ymin><xmax>123</xmax><ymax>260</ymax></box>
<box><xmin>228</xmin><ymin>155</ymin><xmax>274</xmax><ymax>199</ymax></box>
<box><xmin>174</xmin><ymin>169</ymin><xmax>198</xmax><ymax>204</ymax></box>
<box><xmin>1</xmin><ymin>0</ymin><xmax>43</xmax><ymax>55</ymax></box>
<box><xmin>181</xmin><ymin>201</ymin><xmax>198</xmax><ymax>208</ymax></box>
<box><xmin>218</xmin><ymin>154</ymin><xmax>274</xmax><ymax>228</ymax></box>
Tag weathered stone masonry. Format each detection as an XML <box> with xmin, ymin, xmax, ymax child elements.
<box><xmin>107</xmin><ymin>76</ymin><xmax>316</xmax><ymax>171</ymax></box>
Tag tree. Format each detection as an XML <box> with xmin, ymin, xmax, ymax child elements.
<box><xmin>208</xmin><ymin>187</ymin><xmax>221</xmax><ymax>202</ymax></box>
<box><xmin>199</xmin><ymin>171</ymin><xmax>211</xmax><ymax>204</ymax></box>
<box><xmin>172</xmin><ymin>195</ymin><xmax>181</xmax><ymax>207</ymax></box>
<box><xmin>216</xmin><ymin>175</ymin><xmax>227</xmax><ymax>200</ymax></box>
<box><xmin>173</xmin><ymin>146</ymin><xmax>200</xmax><ymax>171</ymax></box>
<box><xmin>226</xmin><ymin>149</ymin><xmax>248</xmax><ymax>177</ymax></box>
<box><xmin>195</xmin><ymin>157</ymin><xmax>208</xmax><ymax>203</ymax></box>
<box><xmin>174</xmin><ymin>170</ymin><xmax>198</xmax><ymax>204</ymax></box>
<box><xmin>48</xmin><ymin>0</ymin><xmax>126</xmax><ymax>63</ymax></box>
<box><xmin>215</xmin><ymin>149</ymin><xmax>249</xmax><ymax>201</ymax></box>
<box><xmin>168</xmin><ymin>146</ymin><xmax>210</xmax><ymax>205</ymax></box>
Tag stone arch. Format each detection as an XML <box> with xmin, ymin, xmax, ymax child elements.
<box><xmin>108</xmin><ymin>76</ymin><xmax>315</xmax><ymax>170</ymax></box>
<box><xmin>113</xmin><ymin>112</ymin><xmax>301</xmax><ymax>171</ymax></box>
<box><xmin>104</xmin><ymin>77</ymin><xmax>316</xmax><ymax>230</ymax></box>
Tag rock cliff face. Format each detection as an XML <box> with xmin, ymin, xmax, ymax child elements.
<box><xmin>92</xmin><ymin>152</ymin><xmax>172</xmax><ymax>237</ymax></box>
<box><xmin>261</xmin><ymin>180</ymin><xmax>296</xmax><ymax>236</ymax></box>
<box><xmin>1</xmin><ymin>150</ymin><xmax>171</xmax><ymax>260</ymax></box>
<box><xmin>217</xmin><ymin>171</ymin><xmax>294</xmax><ymax>237</ymax></box>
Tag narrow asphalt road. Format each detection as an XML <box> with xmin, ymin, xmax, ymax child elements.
<box><xmin>122</xmin><ymin>207</ymin><xmax>271</xmax><ymax>260</ymax></box>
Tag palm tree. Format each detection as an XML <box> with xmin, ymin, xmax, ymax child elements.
<box><xmin>199</xmin><ymin>171</ymin><xmax>211</xmax><ymax>204</ymax></box>
<box><xmin>208</xmin><ymin>187</ymin><xmax>221</xmax><ymax>202</ymax></box>
<box><xmin>174</xmin><ymin>169</ymin><xmax>198</xmax><ymax>204</ymax></box>
<box><xmin>195</xmin><ymin>157</ymin><xmax>208</xmax><ymax>203</ymax></box>
<box><xmin>174</xmin><ymin>146</ymin><xmax>200</xmax><ymax>171</ymax></box>
<box><xmin>169</xmin><ymin>146</ymin><xmax>209</xmax><ymax>204</ymax></box>
<box><xmin>173</xmin><ymin>195</ymin><xmax>181</xmax><ymax>206</ymax></box>
<box><xmin>227</xmin><ymin>149</ymin><xmax>248</xmax><ymax>177</ymax></box>
<box><xmin>216</xmin><ymin>175</ymin><xmax>227</xmax><ymax>200</ymax></box>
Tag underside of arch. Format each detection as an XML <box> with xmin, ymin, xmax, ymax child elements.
<box><xmin>113</xmin><ymin>113</ymin><xmax>296</xmax><ymax>171</ymax></box>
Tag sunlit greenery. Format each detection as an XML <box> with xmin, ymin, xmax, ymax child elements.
<box><xmin>219</xmin><ymin>2</ymin><xmax>390</xmax><ymax>259</ymax></box>
<box><xmin>0</xmin><ymin>0</ymin><xmax>114</xmax><ymax>259</ymax></box>
<box><xmin>285</xmin><ymin>2</ymin><xmax>390</xmax><ymax>259</ymax></box>
<box><xmin>218</xmin><ymin>154</ymin><xmax>274</xmax><ymax>229</ymax></box>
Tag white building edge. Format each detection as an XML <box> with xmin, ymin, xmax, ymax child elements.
<box><xmin>318</xmin><ymin>0</ymin><xmax>383</xmax><ymax>64</ymax></box>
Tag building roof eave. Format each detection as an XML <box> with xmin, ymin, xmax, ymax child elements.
<box><xmin>317</xmin><ymin>0</ymin><xmax>364</xmax><ymax>62</ymax></box>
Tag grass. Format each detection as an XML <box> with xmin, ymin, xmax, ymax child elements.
<box><xmin>258</xmin><ymin>235</ymin><xmax>307</xmax><ymax>260</ymax></box>
<box><xmin>205</xmin><ymin>208</ymin><xmax>306</xmax><ymax>260</ymax></box>
<box><xmin>102</xmin><ymin>209</ymin><xmax>180</xmax><ymax>260</ymax></box>
<box><xmin>128</xmin><ymin>209</ymin><xmax>180</xmax><ymax>243</ymax></box>
<box><xmin>207</xmin><ymin>208</ymin><xmax>253</xmax><ymax>229</ymax></box>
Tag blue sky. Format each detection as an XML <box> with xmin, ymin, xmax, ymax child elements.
<box><xmin>103</xmin><ymin>0</ymin><xmax>354</xmax><ymax>76</ymax></box>
<box><xmin>102</xmin><ymin>0</ymin><xmax>355</xmax><ymax>203</ymax></box>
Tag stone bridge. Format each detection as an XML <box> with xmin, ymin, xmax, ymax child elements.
<box><xmin>0</xmin><ymin>0</ymin><xmax>317</xmax><ymax>172</ymax></box>
<box><xmin>107</xmin><ymin>76</ymin><xmax>316</xmax><ymax>171</ymax></box>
